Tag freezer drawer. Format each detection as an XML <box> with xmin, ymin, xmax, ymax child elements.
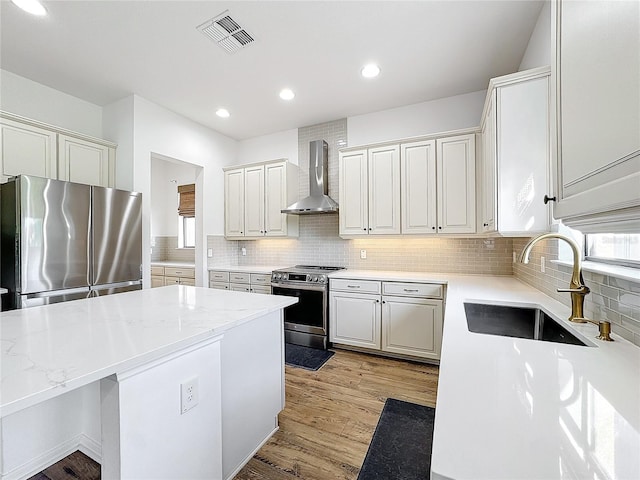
<box><xmin>18</xmin><ymin>287</ymin><xmax>90</xmax><ymax>309</ymax></box>
<box><xmin>91</xmin><ymin>281</ymin><xmax>142</xmax><ymax>297</ymax></box>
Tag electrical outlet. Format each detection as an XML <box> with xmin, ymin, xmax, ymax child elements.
<box><xmin>207</xmin><ymin>248</ymin><xmax>213</xmax><ymax>258</ymax></box>
<box><xmin>241</xmin><ymin>247</ymin><xmax>247</xmax><ymax>256</ymax></box>
<box><xmin>540</xmin><ymin>256</ymin><xmax>546</xmax><ymax>273</ymax></box>
<box><xmin>513</xmin><ymin>251</ymin><xmax>517</xmax><ymax>263</ymax></box>
<box><xmin>360</xmin><ymin>249</ymin><xmax>367</xmax><ymax>259</ymax></box>
<box><xmin>180</xmin><ymin>377</ymin><xmax>199</xmax><ymax>414</ymax></box>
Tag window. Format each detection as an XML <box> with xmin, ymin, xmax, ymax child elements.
<box><xmin>585</xmin><ymin>234</ymin><xmax>640</xmax><ymax>268</ymax></box>
<box><xmin>177</xmin><ymin>184</ymin><xmax>195</xmax><ymax>248</ymax></box>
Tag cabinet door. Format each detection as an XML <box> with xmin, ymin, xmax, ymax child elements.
<box><xmin>381</xmin><ymin>296</ymin><xmax>443</xmax><ymax>360</ymax></box>
<box><xmin>224</xmin><ymin>169</ymin><xmax>245</xmax><ymax>237</ymax></box>
<box><xmin>58</xmin><ymin>135</ymin><xmax>112</xmax><ymax>187</ymax></box>
<box><xmin>1</xmin><ymin>118</ymin><xmax>57</xmax><ymax>181</ymax></box>
<box><xmin>553</xmin><ymin>1</ymin><xmax>640</xmax><ymax>229</ymax></box>
<box><xmin>368</xmin><ymin>145</ymin><xmax>400</xmax><ymax>234</ymax></box>
<box><xmin>151</xmin><ymin>276</ymin><xmax>165</xmax><ymax>288</ymax></box>
<box><xmin>436</xmin><ymin>134</ymin><xmax>476</xmax><ymax>234</ymax></box>
<box><xmin>401</xmin><ymin>140</ymin><xmax>437</xmax><ymax>234</ymax></box>
<box><xmin>497</xmin><ymin>77</ymin><xmax>550</xmax><ymax>234</ymax></box>
<box><xmin>244</xmin><ymin>165</ymin><xmax>265</xmax><ymax>237</ymax></box>
<box><xmin>339</xmin><ymin>149</ymin><xmax>368</xmax><ymax>236</ymax></box>
<box><xmin>164</xmin><ymin>277</ymin><xmax>181</xmax><ymax>286</ymax></box>
<box><xmin>264</xmin><ymin>161</ymin><xmax>287</xmax><ymax>236</ymax></box>
<box><xmin>329</xmin><ymin>291</ymin><xmax>381</xmax><ymax>349</ymax></box>
<box><xmin>481</xmin><ymin>95</ymin><xmax>497</xmax><ymax>233</ymax></box>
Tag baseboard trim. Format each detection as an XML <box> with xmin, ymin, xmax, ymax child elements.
<box><xmin>224</xmin><ymin>424</ymin><xmax>279</xmax><ymax>480</ymax></box>
<box><xmin>0</xmin><ymin>434</ymin><xmax>101</xmax><ymax>480</ymax></box>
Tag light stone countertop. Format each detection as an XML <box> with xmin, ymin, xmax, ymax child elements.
<box><xmin>331</xmin><ymin>270</ymin><xmax>640</xmax><ymax>479</ymax></box>
<box><xmin>150</xmin><ymin>261</ymin><xmax>195</xmax><ymax>268</ymax></box>
<box><xmin>0</xmin><ymin>286</ymin><xmax>296</xmax><ymax>418</ymax></box>
<box><xmin>208</xmin><ymin>265</ymin><xmax>287</xmax><ymax>274</ymax></box>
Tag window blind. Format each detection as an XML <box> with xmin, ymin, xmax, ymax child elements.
<box><xmin>178</xmin><ymin>184</ymin><xmax>195</xmax><ymax>217</ymax></box>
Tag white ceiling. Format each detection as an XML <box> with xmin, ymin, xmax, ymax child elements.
<box><xmin>0</xmin><ymin>1</ymin><xmax>543</xmax><ymax>140</ymax></box>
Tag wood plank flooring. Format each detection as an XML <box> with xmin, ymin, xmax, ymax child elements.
<box><xmin>28</xmin><ymin>349</ymin><xmax>439</xmax><ymax>480</ymax></box>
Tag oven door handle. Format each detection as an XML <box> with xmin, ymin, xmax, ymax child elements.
<box><xmin>271</xmin><ymin>282</ymin><xmax>326</xmax><ymax>292</ymax></box>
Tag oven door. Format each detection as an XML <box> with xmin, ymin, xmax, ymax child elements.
<box><xmin>272</xmin><ymin>283</ymin><xmax>327</xmax><ymax>336</ymax></box>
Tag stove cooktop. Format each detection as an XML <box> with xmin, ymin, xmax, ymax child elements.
<box><xmin>277</xmin><ymin>265</ymin><xmax>346</xmax><ymax>274</ymax></box>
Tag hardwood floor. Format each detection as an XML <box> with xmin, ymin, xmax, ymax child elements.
<box><xmin>28</xmin><ymin>349</ymin><xmax>439</xmax><ymax>480</ymax></box>
<box><xmin>234</xmin><ymin>349</ymin><xmax>439</xmax><ymax>480</ymax></box>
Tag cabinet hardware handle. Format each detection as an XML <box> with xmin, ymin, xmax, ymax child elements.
<box><xmin>438</xmin><ymin>226</ymin><xmax>442</xmax><ymax>230</ymax></box>
<box><xmin>543</xmin><ymin>195</ymin><xmax>556</xmax><ymax>204</ymax></box>
<box><xmin>347</xmin><ymin>285</ymin><xmax>360</xmax><ymax>288</ymax></box>
<box><xmin>368</xmin><ymin>228</ymin><xmax>372</xmax><ymax>231</ymax></box>
<box><xmin>382</xmin><ymin>300</ymin><xmax>386</xmax><ymax>304</ymax></box>
<box><xmin>483</xmin><ymin>223</ymin><xmax>488</xmax><ymax>227</ymax></box>
<box><xmin>432</xmin><ymin>226</ymin><xmax>436</xmax><ymax>230</ymax></box>
<box><xmin>376</xmin><ymin>299</ymin><xmax>379</xmax><ymax>303</ymax></box>
<box><xmin>403</xmin><ymin>289</ymin><xmax>419</xmax><ymax>292</ymax></box>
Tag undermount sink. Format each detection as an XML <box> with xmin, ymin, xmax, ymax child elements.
<box><xmin>464</xmin><ymin>303</ymin><xmax>588</xmax><ymax>347</ymax></box>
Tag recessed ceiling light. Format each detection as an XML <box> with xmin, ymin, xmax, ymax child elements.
<box><xmin>361</xmin><ymin>63</ymin><xmax>381</xmax><ymax>79</ymax></box>
<box><xmin>11</xmin><ymin>0</ymin><xmax>47</xmax><ymax>16</ymax></box>
<box><xmin>216</xmin><ymin>108</ymin><xmax>230</xmax><ymax>118</ymax></box>
<box><xmin>279</xmin><ymin>88</ymin><xmax>295</xmax><ymax>101</ymax></box>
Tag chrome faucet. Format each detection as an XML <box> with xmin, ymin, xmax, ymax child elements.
<box><xmin>519</xmin><ymin>233</ymin><xmax>613</xmax><ymax>341</ymax></box>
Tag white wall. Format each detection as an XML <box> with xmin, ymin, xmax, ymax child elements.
<box><xmin>130</xmin><ymin>96</ymin><xmax>237</xmax><ymax>287</ymax></box>
<box><xmin>237</xmin><ymin>128</ymin><xmax>298</xmax><ymax>166</ymax></box>
<box><xmin>519</xmin><ymin>1</ymin><xmax>551</xmax><ymax>71</ymax></box>
<box><xmin>150</xmin><ymin>156</ymin><xmax>197</xmax><ymax>237</ymax></box>
<box><xmin>0</xmin><ymin>69</ymin><xmax>103</xmax><ymax>138</ymax></box>
<box><xmin>347</xmin><ymin>90</ymin><xmax>486</xmax><ymax>146</ymax></box>
<box><xmin>102</xmin><ymin>96</ymin><xmax>134</xmax><ymax>190</ymax></box>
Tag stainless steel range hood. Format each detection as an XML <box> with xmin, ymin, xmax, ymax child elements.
<box><xmin>281</xmin><ymin>139</ymin><xmax>339</xmax><ymax>215</ymax></box>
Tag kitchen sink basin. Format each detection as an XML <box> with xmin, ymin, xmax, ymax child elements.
<box><xmin>464</xmin><ymin>303</ymin><xmax>588</xmax><ymax>346</ymax></box>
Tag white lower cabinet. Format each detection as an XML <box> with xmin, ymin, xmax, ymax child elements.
<box><xmin>150</xmin><ymin>265</ymin><xmax>195</xmax><ymax>287</ymax></box>
<box><xmin>208</xmin><ymin>269</ymin><xmax>272</xmax><ymax>293</ymax></box>
<box><xmin>330</xmin><ymin>278</ymin><xmax>444</xmax><ymax>361</ymax></box>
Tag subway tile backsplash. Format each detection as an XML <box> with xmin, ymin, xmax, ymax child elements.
<box><xmin>151</xmin><ymin>236</ymin><xmax>195</xmax><ymax>263</ymax></box>
<box><xmin>513</xmin><ymin>237</ymin><xmax>640</xmax><ymax>347</ymax></box>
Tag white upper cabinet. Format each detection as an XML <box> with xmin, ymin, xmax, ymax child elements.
<box><xmin>243</xmin><ymin>165</ymin><xmax>265</xmax><ymax>237</ymax></box>
<box><xmin>224</xmin><ymin>159</ymin><xmax>298</xmax><ymax>239</ymax></box>
<box><xmin>552</xmin><ymin>0</ymin><xmax>640</xmax><ymax>232</ymax></box>
<box><xmin>224</xmin><ymin>168</ymin><xmax>245</xmax><ymax>237</ymax></box>
<box><xmin>480</xmin><ymin>67</ymin><xmax>551</xmax><ymax>236</ymax></box>
<box><xmin>58</xmin><ymin>134</ymin><xmax>114</xmax><ymax>187</ymax></box>
<box><xmin>401</xmin><ymin>140</ymin><xmax>437</xmax><ymax>234</ymax></box>
<box><xmin>1</xmin><ymin>112</ymin><xmax>116</xmax><ymax>187</ymax></box>
<box><xmin>339</xmin><ymin>145</ymin><xmax>400</xmax><ymax>236</ymax></box>
<box><xmin>368</xmin><ymin>145</ymin><xmax>401</xmax><ymax>235</ymax></box>
<box><xmin>436</xmin><ymin>134</ymin><xmax>476</xmax><ymax>234</ymax></box>
<box><xmin>340</xmin><ymin>131</ymin><xmax>477</xmax><ymax>237</ymax></box>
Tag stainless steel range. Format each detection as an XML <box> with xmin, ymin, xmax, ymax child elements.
<box><xmin>271</xmin><ymin>265</ymin><xmax>345</xmax><ymax>349</ymax></box>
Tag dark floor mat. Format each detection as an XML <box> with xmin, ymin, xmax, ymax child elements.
<box><xmin>358</xmin><ymin>398</ymin><xmax>435</xmax><ymax>480</ymax></box>
<box><xmin>284</xmin><ymin>343</ymin><xmax>334</xmax><ymax>371</ymax></box>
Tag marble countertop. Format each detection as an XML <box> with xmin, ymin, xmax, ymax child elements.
<box><xmin>0</xmin><ymin>286</ymin><xmax>296</xmax><ymax>418</ymax></box>
<box><xmin>151</xmin><ymin>261</ymin><xmax>195</xmax><ymax>268</ymax></box>
<box><xmin>328</xmin><ymin>269</ymin><xmax>449</xmax><ymax>284</ymax></box>
<box><xmin>208</xmin><ymin>265</ymin><xmax>287</xmax><ymax>274</ymax></box>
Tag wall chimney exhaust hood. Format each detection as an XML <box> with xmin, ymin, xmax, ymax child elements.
<box><xmin>281</xmin><ymin>140</ymin><xmax>339</xmax><ymax>214</ymax></box>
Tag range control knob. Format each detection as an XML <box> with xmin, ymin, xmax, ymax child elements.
<box><xmin>319</xmin><ymin>275</ymin><xmax>326</xmax><ymax>283</ymax></box>
<box><xmin>312</xmin><ymin>276</ymin><xmax>319</xmax><ymax>282</ymax></box>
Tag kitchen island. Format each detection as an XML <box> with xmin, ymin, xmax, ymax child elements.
<box><xmin>0</xmin><ymin>286</ymin><xmax>296</xmax><ymax>480</ymax></box>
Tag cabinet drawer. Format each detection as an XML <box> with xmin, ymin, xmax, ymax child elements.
<box><xmin>250</xmin><ymin>273</ymin><xmax>271</xmax><ymax>285</ymax></box>
<box><xmin>164</xmin><ymin>277</ymin><xmax>181</xmax><ymax>286</ymax></box>
<box><xmin>251</xmin><ymin>286</ymin><xmax>272</xmax><ymax>294</ymax></box>
<box><xmin>164</xmin><ymin>267</ymin><xmax>195</xmax><ymax>278</ymax></box>
<box><xmin>229</xmin><ymin>272</ymin><xmax>251</xmax><ymax>284</ymax></box>
<box><xmin>151</xmin><ymin>266</ymin><xmax>164</xmax><ymax>276</ymax></box>
<box><xmin>209</xmin><ymin>270</ymin><xmax>230</xmax><ymax>282</ymax></box>
<box><xmin>330</xmin><ymin>278</ymin><xmax>381</xmax><ymax>295</ymax></box>
<box><xmin>180</xmin><ymin>278</ymin><xmax>196</xmax><ymax>287</ymax></box>
<box><xmin>210</xmin><ymin>282</ymin><xmax>230</xmax><ymax>290</ymax></box>
<box><xmin>151</xmin><ymin>275</ymin><xmax>165</xmax><ymax>288</ymax></box>
<box><xmin>382</xmin><ymin>282</ymin><xmax>443</xmax><ymax>299</ymax></box>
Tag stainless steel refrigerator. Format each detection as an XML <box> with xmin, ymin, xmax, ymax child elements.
<box><xmin>0</xmin><ymin>175</ymin><xmax>142</xmax><ymax>310</ymax></box>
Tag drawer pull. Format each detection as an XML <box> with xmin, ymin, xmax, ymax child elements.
<box><xmin>174</xmin><ymin>271</ymin><xmax>182</xmax><ymax>274</ymax></box>
<box><xmin>403</xmin><ymin>288</ymin><xmax>419</xmax><ymax>292</ymax></box>
<box><xmin>347</xmin><ymin>285</ymin><xmax>361</xmax><ymax>289</ymax></box>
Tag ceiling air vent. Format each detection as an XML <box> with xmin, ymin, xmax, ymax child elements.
<box><xmin>197</xmin><ymin>11</ymin><xmax>255</xmax><ymax>54</ymax></box>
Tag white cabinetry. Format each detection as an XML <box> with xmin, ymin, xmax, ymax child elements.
<box><xmin>330</xmin><ymin>277</ymin><xmax>444</xmax><ymax>361</ymax></box>
<box><xmin>551</xmin><ymin>1</ymin><xmax>639</xmax><ymax>232</ymax></box>
<box><xmin>1</xmin><ymin>112</ymin><xmax>116</xmax><ymax>187</ymax></box>
<box><xmin>224</xmin><ymin>159</ymin><xmax>299</xmax><ymax>239</ymax></box>
<box><xmin>150</xmin><ymin>265</ymin><xmax>195</xmax><ymax>287</ymax></box>
<box><xmin>480</xmin><ymin>67</ymin><xmax>551</xmax><ymax>236</ymax></box>
<box><xmin>209</xmin><ymin>269</ymin><xmax>272</xmax><ymax>294</ymax></box>
<box><xmin>338</xmin><ymin>146</ymin><xmax>400</xmax><ymax>236</ymax></box>
<box><xmin>340</xmin><ymin>132</ymin><xmax>476</xmax><ymax>237</ymax></box>
<box><xmin>436</xmin><ymin>134</ymin><xmax>476</xmax><ymax>234</ymax></box>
